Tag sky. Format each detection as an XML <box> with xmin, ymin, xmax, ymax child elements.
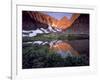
<box><xmin>44</xmin><ymin>12</ymin><xmax>73</xmax><ymax>20</ymax></box>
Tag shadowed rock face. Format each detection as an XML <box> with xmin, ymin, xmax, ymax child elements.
<box><xmin>22</xmin><ymin>11</ymin><xmax>49</xmax><ymax>30</ymax></box>
<box><xmin>22</xmin><ymin>11</ymin><xmax>80</xmax><ymax>31</ymax></box>
<box><xmin>68</xmin><ymin>14</ymin><xmax>89</xmax><ymax>34</ymax></box>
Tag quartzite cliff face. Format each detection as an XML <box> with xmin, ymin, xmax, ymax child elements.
<box><xmin>22</xmin><ymin>11</ymin><xmax>80</xmax><ymax>31</ymax></box>
<box><xmin>22</xmin><ymin>11</ymin><xmax>57</xmax><ymax>30</ymax></box>
<box><xmin>68</xmin><ymin>14</ymin><xmax>89</xmax><ymax>34</ymax></box>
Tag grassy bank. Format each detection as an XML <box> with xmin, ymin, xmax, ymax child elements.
<box><xmin>22</xmin><ymin>43</ymin><xmax>89</xmax><ymax>69</ymax></box>
<box><xmin>23</xmin><ymin>33</ymin><xmax>89</xmax><ymax>42</ymax></box>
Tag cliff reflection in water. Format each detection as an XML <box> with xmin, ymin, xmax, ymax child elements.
<box><xmin>32</xmin><ymin>40</ymin><xmax>79</xmax><ymax>58</ymax></box>
<box><xmin>50</xmin><ymin>40</ymin><xmax>79</xmax><ymax>57</ymax></box>
<box><xmin>22</xmin><ymin>39</ymin><xmax>89</xmax><ymax>68</ymax></box>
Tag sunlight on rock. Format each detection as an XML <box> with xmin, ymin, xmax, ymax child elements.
<box><xmin>50</xmin><ymin>40</ymin><xmax>79</xmax><ymax>57</ymax></box>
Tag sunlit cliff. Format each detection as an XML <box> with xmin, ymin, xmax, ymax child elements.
<box><xmin>22</xmin><ymin>11</ymin><xmax>80</xmax><ymax>31</ymax></box>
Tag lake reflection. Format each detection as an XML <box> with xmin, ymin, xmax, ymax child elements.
<box><xmin>23</xmin><ymin>39</ymin><xmax>89</xmax><ymax>68</ymax></box>
<box><xmin>31</xmin><ymin>40</ymin><xmax>79</xmax><ymax>58</ymax></box>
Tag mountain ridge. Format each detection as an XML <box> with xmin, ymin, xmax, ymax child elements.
<box><xmin>22</xmin><ymin>11</ymin><xmax>80</xmax><ymax>31</ymax></box>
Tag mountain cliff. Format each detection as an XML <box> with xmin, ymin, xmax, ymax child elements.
<box><xmin>22</xmin><ymin>11</ymin><xmax>57</xmax><ymax>30</ymax></box>
<box><xmin>67</xmin><ymin>14</ymin><xmax>89</xmax><ymax>34</ymax></box>
<box><xmin>22</xmin><ymin>11</ymin><xmax>80</xmax><ymax>31</ymax></box>
<box><xmin>55</xmin><ymin>16</ymin><xmax>71</xmax><ymax>30</ymax></box>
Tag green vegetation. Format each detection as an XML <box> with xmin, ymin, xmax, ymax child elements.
<box><xmin>22</xmin><ymin>43</ymin><xmax>89</xmax><ymax>69</ymax></box>
<box><xmin>22</xmin><ymin>33</ymin><xmax>89</xmax><ymax>69</ymax></box>
<box><xmin>23</xmin><ymin>33</ymin><xmax>89</xmax><ymax>42</ymax></box>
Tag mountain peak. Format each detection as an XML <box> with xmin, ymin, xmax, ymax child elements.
<box><xmin>55</xmin><ymin>16</ymin><xmax>71</xmax><ymax>30</ymax></box>
<box><xmin>60</xmin><ymin>16</ymin><xmax>69</xmax><ymax>21</ymax></box>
